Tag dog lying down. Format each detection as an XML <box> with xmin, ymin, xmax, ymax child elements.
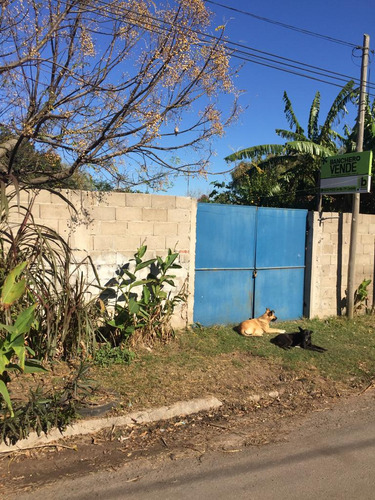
<box><xmin>270</xmin><ymin>327</ymin><xmax>327</xmax><ymax>352</ymax></box>
<box><xmin>238</xmin><ymin>308</ymin><xmax>286</xmax><ymax>337</ymax></box>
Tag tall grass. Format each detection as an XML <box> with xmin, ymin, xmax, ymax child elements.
<box><xmin>0</xmin><ymin>185</ymin><xmax>101</xmax><ymax>359</ymax></box>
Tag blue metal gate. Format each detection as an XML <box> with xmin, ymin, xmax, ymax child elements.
<box><xmin>194</xmin><ymin>203</ymin><xmax>307</xmax><ymax>325</ymax></box>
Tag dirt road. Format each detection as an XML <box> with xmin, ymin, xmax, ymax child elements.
<box><xmin>1</xmin><ymin>385</ymin><xmax>375</xmax><ymax>499</ymax></box>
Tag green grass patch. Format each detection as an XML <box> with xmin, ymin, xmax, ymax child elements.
<box><xmin>89</xmin><ymin>315</ymin><xmax>375</xmax><ymax>410</ymax></box>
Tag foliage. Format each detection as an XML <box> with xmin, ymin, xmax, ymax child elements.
<box><xmin>216</xmin><ymin>82</ymin><xmax>362</xmax><ymax>211</ymax></box>
<box><xmin>354</xmin><ymin>279</ymin><xmax>372</xmax><ymax>314</ymax></box>
<box><xmin>0</xmin><ymin>262</ymin><xmax>46</xmax><ymax>417</ymax></box>
<box><xmin>0</xmin><ymin>362</ymin><xmax>95</xmax><ymax>445</ymax></box>
<box><xmin>0</xmin><ymin>0</ymin><xmax>237</xmax><ymax>191</ymax></box>
<box><xmin>103</xmin><ymin>245</ymin><xmax>188</xmax><ymax>346</ymax></box>
<box><xmin>0</xmin><ymin>187</ymin><xmax>102</xmax><ymax>360</ymax></box>
<box><xmin>93</xmin><ymin>343</ymin><xmax>135</xmax><ymax>367</ymax></box>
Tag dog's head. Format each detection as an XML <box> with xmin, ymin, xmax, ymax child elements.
<box><xmin>298</xmin><ymin>327</ymin><xmax>313</xmax><ymax>341</ymax></box>
<box><xmin>265</xmin><ymin>308</ymin><xmax>277</xmax><ymax>322</ymax></box>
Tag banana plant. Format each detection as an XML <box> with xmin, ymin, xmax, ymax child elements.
<box><xmin>0</xmin><ymin>262</ymin><xmax>46</xmax><ymax>417</ymax></box>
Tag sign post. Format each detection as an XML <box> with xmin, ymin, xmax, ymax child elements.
<box><xmin>320</xmin><ymin>151</ymin><xmax>372</xmax><ymax>195</ymax></box>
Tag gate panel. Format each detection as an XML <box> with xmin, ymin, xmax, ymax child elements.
<box><xmin>194</xmin><ymin>204</ymin><xmax>307</xmax><ymax>325</ymax></box>
<box><xmin>194</xmin><ymin>270</ymin><xmax>253</xmax><ymax>325</ymax></box>
<box><xmin>194</xmin><ymin>204</ymin><xmax>257</xmax><ymax>325</ymax></box>
<box><xmin>254</xmin><ymin>208</ymin><xmax>307</xmax><ymax>320</ymax></box>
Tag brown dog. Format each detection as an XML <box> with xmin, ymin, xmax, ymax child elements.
<box><xmin>238</xmin><ymin>308</ymin><xmax>286</xmax><ymax>337</ymax></box>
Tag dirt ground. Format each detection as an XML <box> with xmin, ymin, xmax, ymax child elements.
<box><xmin>1</xmin><ymin>351</ymin><xmax>367</xmax><ymax>498</ymax></box>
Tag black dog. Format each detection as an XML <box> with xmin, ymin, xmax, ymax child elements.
<box><xmin>270</xmin><ymin>327</ymin><xmax>327</xmax><ymax>352</ymax></box>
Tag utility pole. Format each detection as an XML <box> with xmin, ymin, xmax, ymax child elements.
<box><xmin>347</xmin><ymin>34</ymin><xmax>370</xmax><ymax>319</ymax></box>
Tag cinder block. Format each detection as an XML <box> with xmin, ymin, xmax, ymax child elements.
<box><xmin>93</xmin><ymin>235</ymin><xmax>114</xmax><ymax>251</ymax></box>
<box><xmin>89</xmin><ymin>251</ymin><xmax>118</xmax><ymax>266</ymax></box>
<box><xmin>167</xmin><ymin>209</ymin><xmax>190</xmax><ymax>223</ymax></box>
<box><xmin>177</xmin><ymin>222</ymin><xmax>192</xmax><ymax>237</ymax></box>
<box><xmin>320</xmin><ymin>254</ymin><xmax>332</xmax><ymax>265</ymax></box>
<box><xmin>153</xmin><ymin>222</ymin><xmax>178</xmax><ymax>236</ymax></box>
<box><xmin>142</xmin><ymin>208</ymin><xmax>168</xmax><ymax>222</ymax></box>
<box><xmin>90</xmin><ymin>206</ymin><xmax>116</xmax><ymax>221</ymax></box>
<box><xmin>165</xmin><ymin>236</ymin><xmax>190</xmax><ymax>252</ymax></box>
<box><xmin>39</xmin><ymin>204</ymin><xmax>70</xmax><ymax>220</ymax></box>
<box><xmin>127</xmin><ymin>221</ymin><xmax>154</xmax><ymax>236</ymax></box>
<box><xmin>143</xmin><ymin>235</ymin><xmax>166</xmax><ymax>250</ymax></box>
<box><xmin>363</xmin><ymin>244</ymin><xmax>374</xmax><ymax>255</ymax></box>
<box><xmin>176</xmin><ymin>196</ymin><xmax>193</xmax><ymax>209</ymax></box>
<box><xmin>321</xmin><ymin>264</ymin><xmax>334</xmax><ymax>276</ymax></box>
<box><xmin>151</xmin><ymin>195</ymin><xmax>176</xmax><ymax>209</ymax></box>
<box><xmin>112</xmin><ymin>235</ymin><xmax>142</xmax><ymax>251</ymax></box>
<box><xmin>99</xmin><ymin>221</ymin><xmax>128</xmax><ymax>235</ymax></box>
<box><xmin>322</xmin><ymin>244</ymin><xmax>334</xmax><ymax>254</ymax></box>
<box><xmin>116</xmin><ymin>207</ymin><xmax>143</xmax><ymax>221</ymax></box>
<box><xmin>33</xmin><ymin>218</ymin><xmax>60</xmax><ymax>233</ymax></box>
<box><xmin>125</xmin><ymin>193</ymin><xmax>152</xmax><ymax>207</ymax></box>
<box><xmin>360</xmin><ymin>234</ymin><xmax>374</xmax><ymax>245</ymax></box>
<box><xmin>103</xmin><ymin>192</ymin><xmax>127</xmax><ymax>207</ymax></box>
<box><xmin>34</xmin><ymin>190</ymin><xmax>52</xmax><ymax>204</ymax></box>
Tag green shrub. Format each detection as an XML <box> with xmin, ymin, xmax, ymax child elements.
<box><xmin>103</xmin><ymin>245</ymin><xmax>188</xmax><ymax>347</ymax></box>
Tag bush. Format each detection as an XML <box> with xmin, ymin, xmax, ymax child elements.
<box><xmin>102</xmin><ymin>245</ymin><xmax>188</xmax><ymax>347</ymax></box>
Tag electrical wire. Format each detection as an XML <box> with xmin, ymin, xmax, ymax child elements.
<box><xmin>204</xmin><ymin>0</ymin><xmax>358</xmax><ymax>48</ymax></box>
<box><xmin>77</xmin><ymin>0</ymin><xmax>375</xmax><ymax>96</ymax></box>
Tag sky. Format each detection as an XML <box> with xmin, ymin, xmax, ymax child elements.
<box><xmin>158</xmin><ymin>0</ymin><xmax>375</xmax><ymax>198</ymax></box>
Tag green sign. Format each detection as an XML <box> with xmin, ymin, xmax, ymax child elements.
<box><xmin>320</xmin><ymin>151</ymin><xmax>373</xmax><ymax>194</ymax></box>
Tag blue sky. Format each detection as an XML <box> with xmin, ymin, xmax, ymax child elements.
<box><xmin>159</xmin><ymin>0</ymin><xmax>375</xmax><ymax>198</ymax></box>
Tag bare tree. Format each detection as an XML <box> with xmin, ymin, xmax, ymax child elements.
<box><xmin>0</xmin><ymin>0</ymin><xmax>238</xmax><ymax>189</ymax></box>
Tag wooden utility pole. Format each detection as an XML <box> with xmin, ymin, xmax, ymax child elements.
<box><xmin>347</xmin><ymin>34</ymin><xmax>370</xmax><ymax>318</ymax></box>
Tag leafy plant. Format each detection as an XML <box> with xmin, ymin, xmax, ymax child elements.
<box><xmin>93</xmin><ymin>343</ymin><xmax>135</xmax><ymax>367</ymax></box>
<box><xmin>0</xmin><ymin>186</ymin><xmax>101</xmax><ymax>359</ymax></box>
<box><xmin>0</xmin><ymin>262</ymin><xmax>46</xmax><ymax>417</ymax></box>
<box><xmin>0</xmin><ymin>362</ymin><xmax>95</xmax><ymax>445</ymax></box>
<box><xmin>103</xmin><ymin>246</ymin><xmax>188</xmax><ymax>346</ymax></box>
<box><xmin>354</xmin><ymin>279</ymin><xmax>372</xmax><ymax>313</ymax></box>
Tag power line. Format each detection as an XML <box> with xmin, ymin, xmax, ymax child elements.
<box><xmin>205</xmin><ymin>0</ymin><xmax>358</xmax><ymax>48</ymax></box>
<box><xmin>15</xmin><ymin>0</ymin><xmax>375</xmax><ymax>97</ymax></box>
<box><xmin>85</xmin><ymin>0</ymin><xmax>375</xmax><ymax>95</ymax></box>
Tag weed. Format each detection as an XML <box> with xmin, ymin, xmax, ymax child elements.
<box><xmin>354</xmin><ymin>279</ymin><xmax>372</xmax><ymax>314</ymax></box>
<box><xmin>93</xmin><ymin>343</ymin><xmax>135</xmax><ymax>367</ymax></box>
<box><xmin>0</xmin><ymin>362</ymin><xmax>95</xmax><ymax>445</ymax></box>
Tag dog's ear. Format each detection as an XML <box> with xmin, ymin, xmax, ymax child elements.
<box><xmin>298</xmin><ymin>326</ymin><xmax>304</xmax><ymax>333</ymax></box>
<box><xmin>265</xmin><ymin>307</ymin><xmax>270</xmax><ymax>312</ymax></box>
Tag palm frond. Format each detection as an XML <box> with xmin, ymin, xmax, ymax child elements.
<box><xmin>308</xmin><ymin>92</ymin><xmax>320</xmax><ymax>141</ymax></box>
<box><xmin>282</xmin><ymin>91</ymin><xmax>304</xmax><ymax>135</ymax></box>
<box><xmin>320</xmin><ymin>80</ymin><xmax>357</xmax><ymax>141</ymax></box>
<box><xmin>225</xmin><ymin>144</ymin><xmax>285</xmax><ymax>163</ymax></box>
<box><xmin>275</xmin><ymin>129</ymin><xmax>306</xmax><ymax>141</ymax></box>
<box><xmin>285</xmin><ymin>141</ymin><xmax>335</xmax><ymax>157</ymax></box>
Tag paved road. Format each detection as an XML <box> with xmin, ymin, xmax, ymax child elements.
<box><xmin>16</xmin><ymin>390</ymin><xmax>375</xmax><ymax>499</ymax></box>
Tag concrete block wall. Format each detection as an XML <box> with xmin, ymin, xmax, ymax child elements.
<box><xmin>305</xmin><ymin>211</ymin><xmax>375</xmax><ymax>318</ymax></box>
<box><xmin>7</xmin><ymin>190</ymin><xmax>375</xmax><ymax>323</ymax></box>
<box><xmin>12</xmin><ymin>189</ymin><xmax>197</xmax><ymax>328</ymax></box>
